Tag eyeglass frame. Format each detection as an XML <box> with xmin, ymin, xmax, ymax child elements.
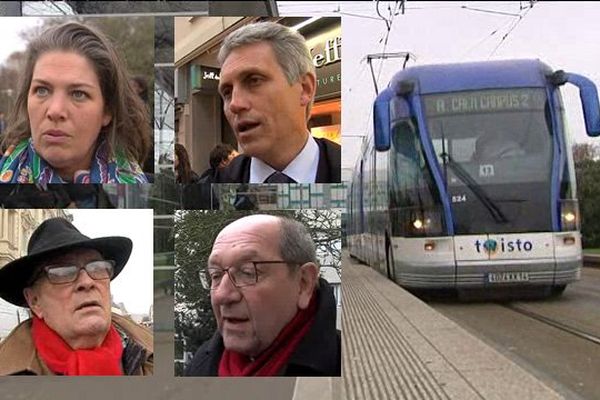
<box><xmin>29</xmin><ymin>259</ymin><xmax>116</xmax><ymax>285</ymax></box>
<box><xmin>203</xmin><ymin>260</ymin><xmax>298</xmax><ymax>290</ymax></box>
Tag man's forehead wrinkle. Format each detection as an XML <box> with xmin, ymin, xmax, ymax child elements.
<box><xmin>215</xmin><ymin>228</ymin><xmax>269</xmax><ymax>244</ymax></box>
<box><xmin>211</xmin><ymin>233</ymin><xmax>265</xmax><ymax>259</ymax></box>
<box><xmin>220</xmin><ymin>43</ymin><xmax>281</xmax><ymax>81</ymax></box>
<box><xmin>210</xmin><ymin>216</ymin><xmax>282</xmax><ymax>261</ymax></box>
<box><xmin>220</xmin><ymin>53</ymin><xmax>254</xmax><ymax>85</ymax></box>
<box><xmin>222</xmin><ymin>63</ymin><xmax>269</xmax><ymax>79</ymax></box>
<box><xmin>212</xmin><ymin>238</ymin><xmax>259</xmax><ymax>253</ymax></box>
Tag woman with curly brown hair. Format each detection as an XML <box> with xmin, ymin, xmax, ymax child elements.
<box><xmin>0</xmin><ymin>21</ymin><xmax>150</xmax><ymax>183</ymax></box>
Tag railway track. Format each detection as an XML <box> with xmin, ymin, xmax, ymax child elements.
<box><xmin>583</xmin><ymin>255</ymin><xmax>600</xmax><ymax>267</ymax></box>
<box><xmin>503</xmin><ymin>303</ymin><xmax>600</xmax><ymax>346</ymax></box>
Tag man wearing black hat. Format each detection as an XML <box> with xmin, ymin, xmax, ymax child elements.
<box><xmin>0</xmin><ymin>218</ymin><xmax>153</xmax><ymax>376</ymax></box>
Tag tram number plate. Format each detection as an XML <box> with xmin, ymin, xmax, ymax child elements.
<box><xmin>487</xmin><ymin>272</ymin><xmax>530</xmax><ymax>283</ymax></box>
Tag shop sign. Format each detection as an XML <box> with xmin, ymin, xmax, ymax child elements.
<box><xmin>310</xmin><ymin>35</ymin><xmax>342</xmax><ymax>100</ymax></box>
<box><xmin>191</xmin><ymin>65</ymin><xmax>220</xmax><ymax>91</ymax></box>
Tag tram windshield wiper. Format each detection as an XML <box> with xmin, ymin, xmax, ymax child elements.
<box><xmin>440</xmin><ymin>152</ymin><xmax>509</xmax><ymax>223</ymax></box>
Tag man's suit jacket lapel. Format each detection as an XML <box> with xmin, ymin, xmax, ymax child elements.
<box><xmin>315</xmin><ymin>138</ymin><xmax>341</xmax><ymax>183</ymax></box>
<box><xmin>214</xmin><ymin>155</ymin><xmax>251</xmax><ymax>183</ymax></box>
<box><xmin>216</xmin><ymin>138</ymin><xmax>340</xmax><ymax>183</ymax></box>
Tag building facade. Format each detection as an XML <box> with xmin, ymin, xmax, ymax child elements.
<box><xmin>0</xmin><ymin>209</ymin><xmax>70</xmax><ymax>339</ymax></box>
<box><xmin>213</xmin><ymin>182</ymin><xmax>347</xmax><ymax>210</ymax></box>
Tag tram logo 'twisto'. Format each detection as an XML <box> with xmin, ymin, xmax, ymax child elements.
<box><xmin>475</xmin><ymin>238</ymin><xmax>533</xmax><ymax>255</ymax></box>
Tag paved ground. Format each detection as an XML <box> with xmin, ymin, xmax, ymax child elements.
<box><xmin>292</xmin><ymin>378</ymin><xmax>341</xmax><ymax>400</ymax></box>
<box><xmin>343</xmin><ymin>252</ymin><xmax>563</xmax><ymax>400</ymax></box>
<box><xmin>0</xmin><ymin>375</ymin><xmax>297</xmax><ymax>400</ymax></box>
<box><xmin>428</xmin><ymin>266</ymin><xmax>600</xmax><ymax>400</ymax></box>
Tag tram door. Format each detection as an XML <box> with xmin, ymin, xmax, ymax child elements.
<box><xmin>375</xmin><ymin>148</ymin><xmax>391</xmax><ymax>278</ymax></box>
<box><xmin>367</xmin><ymin>147</ymin><xmax>379</xmax><ymax>269</ymax></box>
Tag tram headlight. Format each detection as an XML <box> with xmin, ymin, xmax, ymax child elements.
<box><xmin>412</xmin><ymin>218</ymin><xmax>433</xmax><ymax>230</ymax></box>
<box><xmin>560</xmin><ymin>199</ymin><xmax>580</xmax><ymax>232</ymax></box>
<box><xmin>404</xmin><ymin>209</ymin><xmax>443</xmax><ymax>236</ymax></box>
<box><xmin>564</xmin><ymin>213</ymin><xmax>575</xmax><ymax>222</ymax></box>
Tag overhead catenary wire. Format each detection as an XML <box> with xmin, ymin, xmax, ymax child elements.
<box><xmin>452</xmin><ymin>1</ymin><xmax>540</xmax><ymax>59</ymax></box>
<box><xmin>354</xmin><ymin>0</ymin><xmax>412</xmax><ymax>143</ymax></box>
<box><xmin>277</xmin><ymin>1</ymin><xmax>533</xmax><ymax>23</ymax></box>
<box><xmin>488</xmin><ymin>2</ymin><xmax>535</xmax><ymax>58</ymax></box>
<box><xmin>460</xmin><ymin>5</ymin><xmax>522</xmax><ymax>17</ymax></box>
<box><xmin>351</xmin><ymin>1</ymin><xmax>406</xmax><ymax>146</ymax></box>
<box><xmin>459</xmin><ymin>15</ymin><xmax>517</xmax><ymax>59</ymax></box>
<box><xmin>371</xmin><ymin>0</ymin><xmax>405</xmax><ymax>94</ymax></box>
<box><xmin>278</xmin><ymin>1</ymin><xmax>523</xmax><ymax>12</ymax></box>
<box><xmin>376</xmin><ymin>0</ymin><xmax>392</xmax><ymax>32</ymax></box>
<box><xmin>336</xmin><ymin>11</ymin><xmax>383</xmax><ymax>21</ymax></box>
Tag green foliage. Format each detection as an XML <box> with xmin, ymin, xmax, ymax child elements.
<box><xmin>16</xmin><ymin>17</ymin><xmax>154</xmax><ymax>81</ymax></box>
<box><xmin>575</xmin><ymin>157</ymin><xmax>600</xmax><ymax>248</ymax></box>
<box><xmin>573</xmin><ymin>143</ymin><xmax>600</xmax><ymax>248</ymax></box>
<box><xmin>573</xmin><ymin>142</ymin><xmax>598</xmax><ymax>163</ymax></box>
<box><xmin>89</xmin><ymin>17</ymin><xmax>154</xmax><ymax>77</ymax></box>
<box><xmin>84</xmin><ymin>16</ymin><xmax>154</xmax><ymax>111</ymax></box>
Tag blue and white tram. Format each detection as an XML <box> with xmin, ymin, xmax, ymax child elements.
<box><xmin>348</xmin><ymin>59</ymin><xmax>600</xmax><ymax>295</ymax></box>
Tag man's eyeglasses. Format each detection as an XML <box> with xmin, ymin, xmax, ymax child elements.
<box><xmin>36</xmin><ymin>260</ymin><xmax>115</xmax><ymax>285</ymax></box>
<box><xmin>203</xmin><ymin>260</ymin><xmax>291</xmax><ymax>290</ymax></box>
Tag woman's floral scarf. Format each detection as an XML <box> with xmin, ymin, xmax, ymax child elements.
<box><xmin>0</xmin><ymin>138</ymin><xmax>148</xmax><ymax>184</ymax></box>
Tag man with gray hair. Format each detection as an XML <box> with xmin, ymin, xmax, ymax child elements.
<box><xmin>213</xmin><ymin>21</ymin><xmax>341</xmax><ymax>183</ymax></box>
<box><xmin>185</xmin><ymin>214</ymin><xmax>341</xmax><ymax>376</ymax></box>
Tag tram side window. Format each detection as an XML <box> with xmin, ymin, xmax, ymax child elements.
<box><xmin>390</xmin><ymin>119</ymin><xmax>443</xmax><ymax>237</ymax></box>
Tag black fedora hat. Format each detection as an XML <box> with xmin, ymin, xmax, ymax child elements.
<box><xmin>0</xmin><ymin>217</ymin><xmax>132</xmax><ymax>307</ymax></box>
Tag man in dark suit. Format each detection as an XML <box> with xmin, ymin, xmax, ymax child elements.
<box><xmin>213</xmin><ymin>21</ymin><xmax>341</xmax><ymax>184</ymax></box>
<box><xmin>197</xmin><ymin>144</ymin><xmax>239</xmax><ymax>184</ymax></box>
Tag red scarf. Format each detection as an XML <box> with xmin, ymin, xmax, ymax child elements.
<box><xmin>218</xmin><ymin>293</ymin><xmax>318</xmax><ymax>376</ymax></box>
<box><xmin>31</xmin><ymin>316</ymin><xmax>124</xmax><ymax>376</ymax></box>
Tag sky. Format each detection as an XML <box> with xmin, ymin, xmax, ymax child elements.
<box><xmin>69</xmin><ymin>209</ymin><xmax>154</xmax><ymax>315</ymax></box>
<box><xmin>280</xmin><ymin>1</ymin><xmax>600</xmax><ymax>175</ymax></box>
<box><xmin>0</xmin><ymin>17</ymin><xmax>42</xmax><ymax>65</ymax></box>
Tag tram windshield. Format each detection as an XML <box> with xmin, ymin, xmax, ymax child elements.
<box><xmin>423</xmin><ymin>88</ymin><xmax>554</xmax><ymax>234</ymax></box>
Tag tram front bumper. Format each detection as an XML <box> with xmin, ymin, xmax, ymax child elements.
<box><xmin>455</xmin><ymin>257</ymin><xmax>581</xmax><ymax>287</ymax></box>
<box><xmin>392</xmin><ymin>258</ymin><xmax>581</xmax><ymax>288</ymax></box>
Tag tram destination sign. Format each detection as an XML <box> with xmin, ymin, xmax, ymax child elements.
<box><xmin>424</xmin><ymin>89</ymin><xmax>546</xmax><ymax>116</ymax></box>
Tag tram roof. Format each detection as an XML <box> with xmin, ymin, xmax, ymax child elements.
<box><xmin>390</xmin><ymin>59</ymin><xmax>553</xmax><ymax>95</ymax></box>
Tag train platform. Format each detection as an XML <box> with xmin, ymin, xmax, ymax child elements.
<box><xmin>342</xmin><ymin>252</ymin><xmax>563</xmax><ymax>400</ymax></box>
